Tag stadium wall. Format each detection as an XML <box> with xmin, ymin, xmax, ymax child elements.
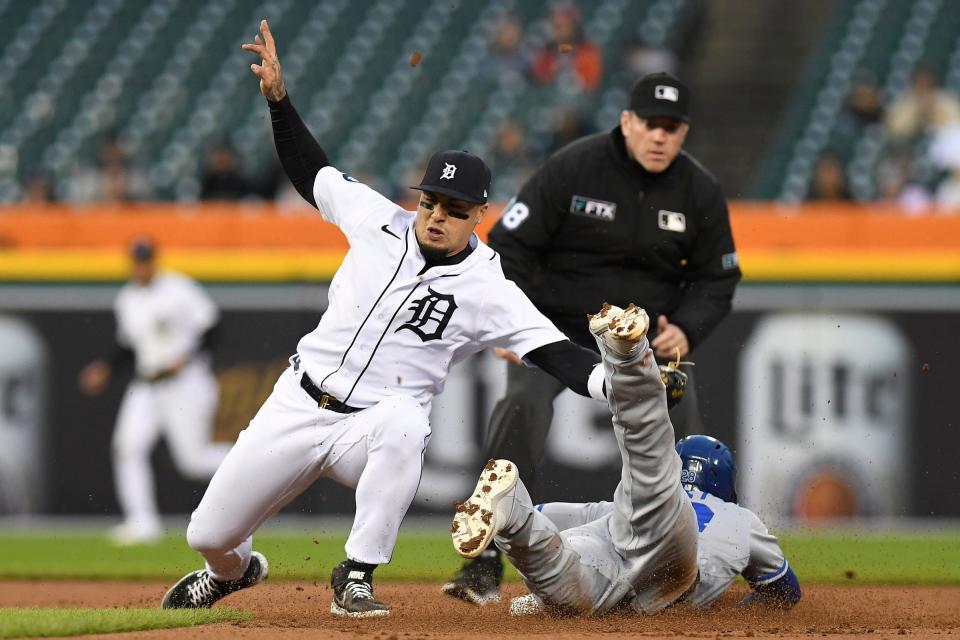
<box><xmin>0</xmin><ymin>203</ymin><xmax>956</xmax><ymax>522</ymax></box>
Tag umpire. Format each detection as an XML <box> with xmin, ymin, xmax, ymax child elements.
<box><xmin>443</xmin><ymin>72</ymin><xmax>741</xmax><ymax>605</ymax></box>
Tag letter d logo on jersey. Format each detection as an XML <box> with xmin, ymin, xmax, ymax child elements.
<box><xmin>396</xmin><ymin>287</ymin><xmax>458</xmax><ymax>342</ymax></box>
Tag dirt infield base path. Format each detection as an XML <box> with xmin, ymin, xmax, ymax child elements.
<box><xmin>2</xmin><ymin>581</ymin><xmax>958</xmax><ymax>639</ymax></box>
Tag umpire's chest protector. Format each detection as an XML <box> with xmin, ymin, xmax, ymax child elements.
<box><xmin>550</xmin><ymin>149</ymin><xmax>703</xmax><ymax>281</ymax></box>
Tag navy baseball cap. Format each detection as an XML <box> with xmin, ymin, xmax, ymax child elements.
<box><xmin>412</xmin><ymin>150</ymin><xmax>491</xmax><ymax>204</ymax></box>
<box><xmin>630</xmin><ymin>72</ymin><xmax>691</xmax><ymax>123</ymax></box>
<box><xmin>129</xmin><ymin>236</ymin><xmax>156</xmax><ymax>262</ymax></box>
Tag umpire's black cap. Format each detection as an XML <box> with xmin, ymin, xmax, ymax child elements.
<box><xmin>412</xmin><ymin>150</ymin><xmax>491</xmax><ymax>204</ymax></box>
<box><xmin>630</xmin><ymin>72</ymin><xmax>691</xmax><ymax>123</ymax></box>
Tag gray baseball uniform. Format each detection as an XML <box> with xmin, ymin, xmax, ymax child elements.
<box><xmin>492</xmin><ymin>335</ymin><xmax>698</xmax><ymax>615</ymax></box>
<box><xmin>539</xmin><ymin>491</ymin><xmax>789</xmax><ymax>609</ymax></box>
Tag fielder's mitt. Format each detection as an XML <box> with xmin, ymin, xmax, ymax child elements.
<box><xmin>659</xmin><ymin>349</ymin><xmax>693</xmax><ymax>409</ymax></box>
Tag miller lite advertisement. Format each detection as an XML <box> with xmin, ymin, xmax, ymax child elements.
<box><xmin>737</xmin><ymin>314</ymin><xmax>911</xmax><ymax>523</ymax></box>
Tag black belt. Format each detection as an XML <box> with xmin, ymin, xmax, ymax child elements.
<box><xmin>300</xmin><ymin>372</ymin><xmax>361</xmax><ymax>414</ymax></box>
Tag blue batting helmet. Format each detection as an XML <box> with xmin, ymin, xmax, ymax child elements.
<box><xmin>676</xmin><ymin>435</ymin><xmax>738</xmax><ymax>503</ymax></box>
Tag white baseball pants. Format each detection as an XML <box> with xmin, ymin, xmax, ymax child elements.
<box><xmin>112</xmin><ymin>360</ymin><xmax>227</xmax><ymax>535</ymax></box>
<box><xmin>186</xmin><ymin>364</ymin><xmax>431</xmax><ymax>581</ymax></box>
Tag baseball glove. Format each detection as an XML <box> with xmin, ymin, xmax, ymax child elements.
<box><xmin>659</xmin><ymin>349</ymin><xmax>693</xmax><ymax>409</ymax></box>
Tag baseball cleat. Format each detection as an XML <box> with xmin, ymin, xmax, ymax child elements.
<box><xmin>441</xmin><ymin>549</ymin><xmax>503</xmax><ymax>606</ymax></box>
<box><xmin>161</xmin><ymin>551</ymin><xmax>268</xmax><ymax>609</ymax></box>
<box><xmin>330</xmin><ymin>561</ymin><xmax>390</xmax><ymax>618</ymax></box>
<box><xmin>588</xmin><ymin>302</ymin><xmax>648</xmax><ymax>356</ymax></box>
<box><xmin>510</xmin><ymin>593</ymin><xmax>546</xmax><ymax>616</ymax></box>
<box><xmin>451</xmin><ymin>459</ymin><xmax>519</xmax><ymax>560</ymax></box>
<box><xmin>587</xmin><ymin>302</ymin><xmax>623</xmax><ymax>337</ymax></box>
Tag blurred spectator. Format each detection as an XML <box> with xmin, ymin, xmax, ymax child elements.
<box><xmin>491</xmin><ymin>119</ymin><xmax>538</xmax><ymax>198</ymax></box>
<box><xmin>808</xmin><ymin>154</ymin><xmax>851</xmax><ymax>201</ymax></box>
<box><xmin>200</xmin><ymin>142</ymin><xmax>252</xmax><ymax>200</ymax></box>
<box><xmin>201</xmin><ymin>141</ymin><xmax>285</xmax><ymax>201</ymax></box>
<box><xmin>935</xmin><ymin>168</ymin><xmax>960</xmax><ymax>211</ymax></box>
<box><xmin>846</xmin><ymin>72</ymin><xmax>884</xmax><ymax>126</ymax></box>
<box><xmin>930</xmin><ymin>123</ymin><xmax>960</xmax><ymax>212</ymax></box>
<box><xmin>530</xmin><ymin>5</ymin><xmax>602</xmax><ymax>93</ymax></box>
<box><xmin>545</xmin><ymin>106</ymin><xmax>591</xmax><ymax>155</ymax></box>
<box><xmin>484</xmin><ymin>14</ymin><xmax>528</xmax><ymax>82</ymax></box>
<box><xmin>835</xmin><ymin>71</ymin><xmax>884</xmax><ymax>146</ymax></box>
<box><xmin>623</xmin><ymin>42</ymin><xmax>679</xmax><ymax>81</ymax></box>
<box><xmin>877</xmin><ymin>148</ymin><xmax>931</xmax><ymax>214</ymax></box>
<box><xmin>885</xmin><ymin>63</ymin><xmax>960</xmax><ymax>142</ymax></box>
<box><xmin>65</xmin><ymin>133</ymin><xmax>151</xmax><ymax>203</ymax></box>
<box><xmin>21</xmin><ymin>169</ymin><xmax>56</xmax><ymax>204</ymax></box>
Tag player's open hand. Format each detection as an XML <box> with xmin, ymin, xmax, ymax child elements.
<box><xmin>242</xmin><ymin>19</ymin><xmax>286</xmax><ymax>102</ymax></box>
<box><xmin>79</xmin><ymin>360</ymin><xmax>111</xmax><ymax>396</ymax></box>
<box><xmin>651</xmin><ymin>315</ymin><xmax>690</xmax><ymax>359</ymax></box>
<box><xmin>492</xmin><ymin>347</ymin><xmax>523</xmax><ymax>366</ymax></box>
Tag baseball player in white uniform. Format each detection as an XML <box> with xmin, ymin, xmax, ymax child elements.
<box><xmin>452</xmin><ymin>303</ymin><xmax>699</xmax><ymax>616</ymax></box>
<box><xmin>508</xmin><ymin>434</ymin><xmax>802</xmax><ymax>614</ymax></box>
<box><xmin>79</xmin><ymin>238</ymin><xmax>228</xmax><ymax>545</ymax></box>
<box><xmin>160</xmin><ymin>20</ymin><xmax>608</xmax><ymax>618</ymax></box>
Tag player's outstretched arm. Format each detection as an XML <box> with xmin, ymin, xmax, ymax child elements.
<box><xmin>242</xmin><ymin>19</ymin><xmax>329</xmax><ymax>208</ymax></box>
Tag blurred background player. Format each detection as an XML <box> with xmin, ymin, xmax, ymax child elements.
<box><xmin>515</xmin><ymin>434</ymin><xmax>801</xmax><ymax>614</ymax></box>
<box><xmin>78</xmin><ymin>238</ymin><xmax>227</xmax><ymax>545</ymax></box>
<box><xmin>445</xmin><ymin>71</ymin><xmax>741</xmax><ymax>605</ymax></box>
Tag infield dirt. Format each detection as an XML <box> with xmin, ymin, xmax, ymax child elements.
<box><xmin>2</xmin><ymin>580</ymin><xmax>958</xmax><ymax>639</ymax></box>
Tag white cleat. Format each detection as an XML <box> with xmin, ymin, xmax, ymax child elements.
<box><xmin>451</xmin><ymin>459</ymin><xmax>519</xmax><ymax>559</ymax></box>
<box><xmin>587</xmin><ymin>302</ymin><xmax>623</xmax><ymax>337</ymax></box>
<box><xmin>588</xmin><ymin>302</ymin><xmax>649</xmax><ymax>356</ymax></box>
<box><xmin>510</xmin><ymin>593</ymin><xmax>546</xmax><ymax>616</ymax></box>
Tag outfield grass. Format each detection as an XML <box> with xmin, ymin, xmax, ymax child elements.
<box><xmin>0</xmin><ymin>529</ymin><xmax>957</xmax><ymax>584</ymax></box>
<box><xmin>0</xmin><ymin>607</ymin><xmax>248</xmax><ymax>638</ymax></box>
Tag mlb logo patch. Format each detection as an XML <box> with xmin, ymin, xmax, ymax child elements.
<box><xmin>721</xmin><ymin>252</ymin><xmax>739</xmax><ymax>270</ymax></box>
<box><xmin>570</xmin><ymin>196</ymin><xmax>617</xmax><ymax>221</ymax></box>
<box><xmin>658</xmin><ymin>210</ymin><xmax>686</xmax><ymax>232</ymax></box>
<box><xmin>655</xmin><ymin>85</ymin><xmax>680</xmax><ymax>102</ymax></box>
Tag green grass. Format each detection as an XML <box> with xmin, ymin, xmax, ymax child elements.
<box><xmin>0</xmin><ymin>531</ymin><xmax>464</xmax><ymax>581</ymax></box>
<box><xmin>0</xmin><ymin>528</ymin><xmax>957</xmax><ymax>585</ymax></box>
<box><xmin>0</xmin><ymin>607</ymin><xmax>248</xmax><ymax>638</ymax></box>
<box><xmin>780</xmin><ymin>532</ymin><xmax>960</xmax><ymax>584</ymax></box>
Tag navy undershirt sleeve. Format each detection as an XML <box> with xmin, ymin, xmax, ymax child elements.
<box><xmin>525</xmin><ymin>340</ymin><xmax>600</xmax><ymax>397</ymax></box>
<box><xmin>267</xmin><ymin>94</ymin><xmax>330</xmax><ymax>208</ymax></box>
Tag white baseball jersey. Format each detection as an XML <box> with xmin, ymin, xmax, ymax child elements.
<box><xmin>296</xmin><ymin>166</ymin><xmax>567</xmax><ymax>409</ymax></box>
<box><xmin>115</xmin><ymin>271</ymin><xmax>219</xmax><ymax>378</ymax></box>
<box><xmin>684</xmin><ymin>490</ymin><xmax>789</xmax><ymax>608</ymax></box>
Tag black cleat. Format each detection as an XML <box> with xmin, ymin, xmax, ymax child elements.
<box><xmin>330</xmin><ymin>561</ymin><xmax>390</xmax><ymax>618</ymax></box>
<box><xmin>441</xmin><ymin>549</ymin><xmax>503</xmax><ymax>606</ymax></box>
<box><xmin>161</xmin><ymin>551</ymin><xmax>268</xmax><ymax>609</ymax></box>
